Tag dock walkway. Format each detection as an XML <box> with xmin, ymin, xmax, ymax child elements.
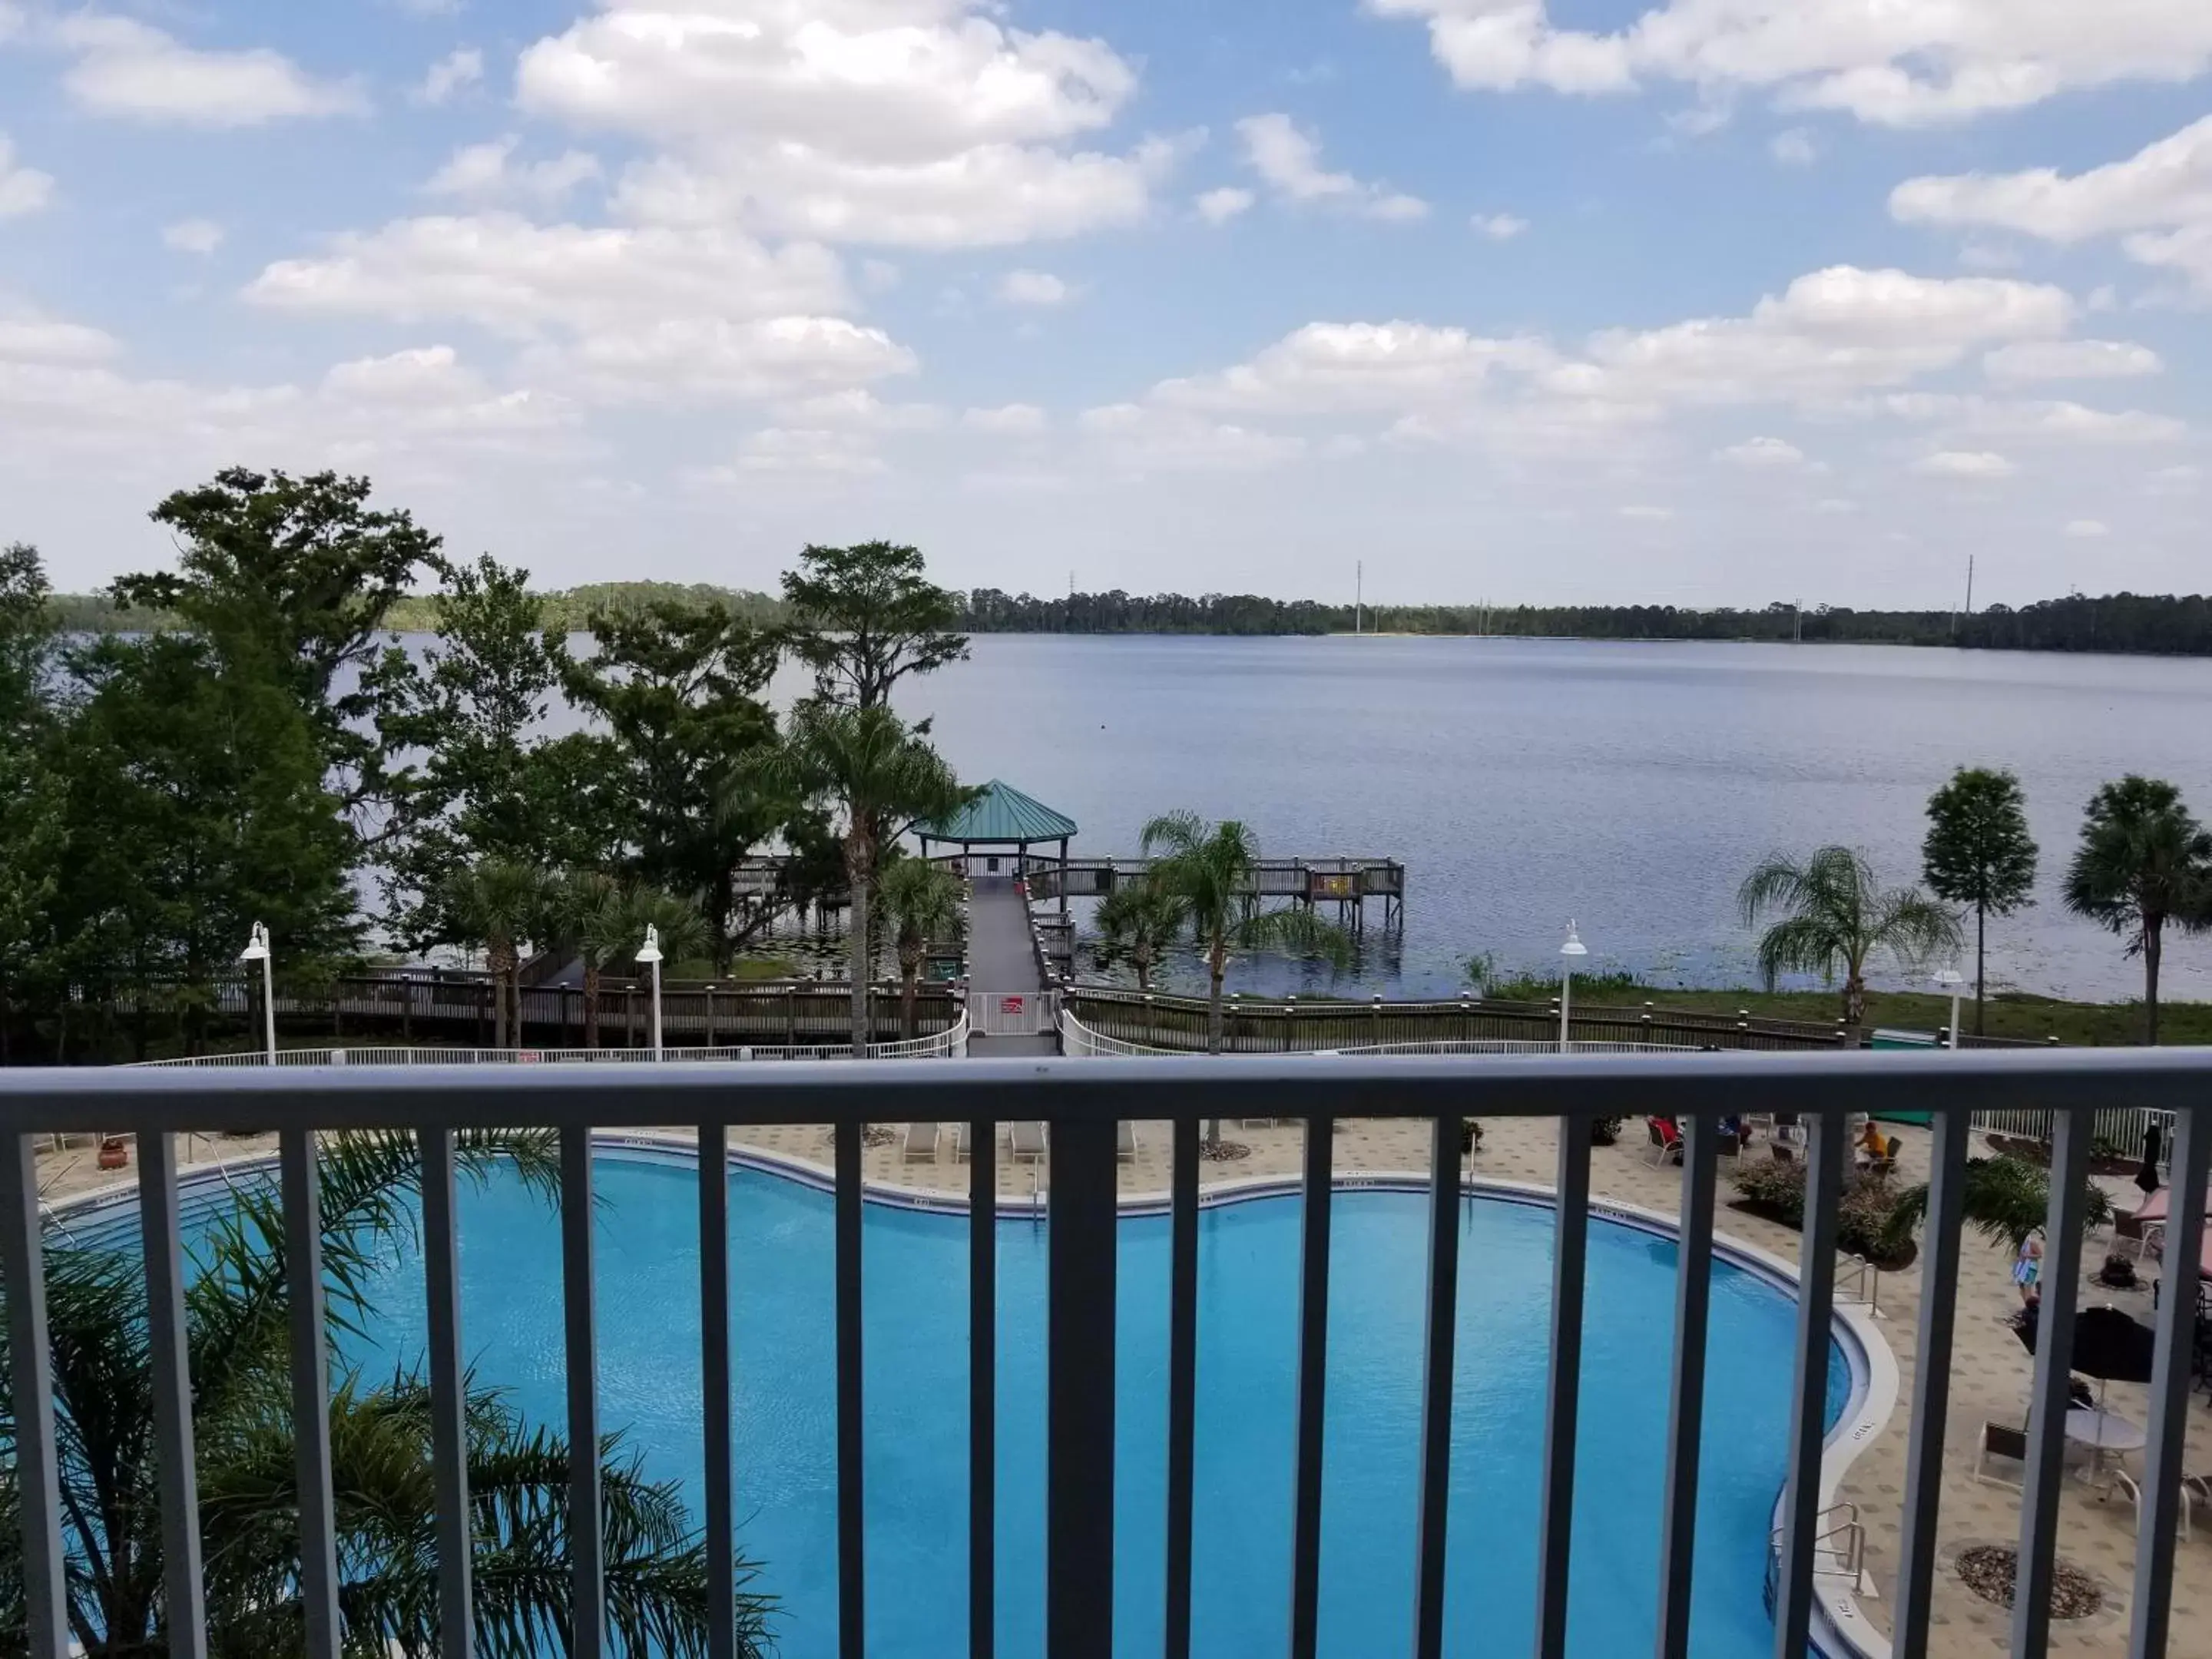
<box><xmin>965</xmin><ymin>877</ymin><xmax>1055</xmax><ymax>1057</ymax></box>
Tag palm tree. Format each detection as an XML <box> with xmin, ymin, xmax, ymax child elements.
<box><xmin>2062</xmin><ymin>776</ymin><xmax>2212</xmax><ymax>1045</ymax></box>
<box><xmin>548</xmin><ymin>876</ymin><xmax>710</xmax><ymax>1048</ymax></box>
<box><xmin>1141</xmin><ymin>813</ymin><xmax>1350</xmax><ymax>1146</ymax></box>
<box><xmin>737</xmin><ymin>704</ymin><xmax>965</xmax><ymax>1054</ymax></box>
<box><xmin>441</xmin><ymin>858</ymin><xmax>552</xmax><ymax>1048</ymax></box>
<box><xmin>1882</xmin><ymin>1154</ymin><xmax>2114</xmax><ymax>1257</ymax></box>
<box><xmin>1737</xmin><ymin>846</ymin><xmax>1961</xmax><ymax>1027</ymax></box>
<box><xmin>879</xmin><ymin>857</ymin><xmax>962</xmax><ymax>1037</ymax></box>
<box><xmin>1094</xmin><ymin>876</ymin><xmax>1189</xmax><ymax>991</ymax></box>
<box><xmin>0</xmin><ymin>1130</ymin><xmax>771</xmax><ymax>1657</ymax></box>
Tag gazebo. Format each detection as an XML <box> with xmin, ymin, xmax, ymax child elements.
<box><xmin>916</xmin><ymin>780</ymin><xmax>1079</xmax><ymax>914</ymax></box>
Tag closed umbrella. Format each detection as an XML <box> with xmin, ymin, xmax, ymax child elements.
<box><xmin>2136</xmin><ymin>1124</ymin><xmax>2162</xmax><ymax>1196</ymax></box>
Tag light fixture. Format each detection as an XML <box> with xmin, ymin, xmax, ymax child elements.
<box><xmin>240</xmin><ymin>922</ymin><xmax>274</xmax><ymax>1064</ymax></box>
<box><xmin>1558</xmin><ymin>920</ymin><xmax>1588</xmax><ymax>1050</ymax></box>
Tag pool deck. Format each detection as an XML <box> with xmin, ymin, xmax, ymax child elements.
<box><xmin>35</xmin><ymin>1111</ymin><xmax>2210</xmax><ymax>1657</ymax></box>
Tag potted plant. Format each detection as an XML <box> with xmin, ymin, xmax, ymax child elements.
<box><xmin>97</xmin><ymin>1136</ymin><xmax>129</xmax><ymax>1171</ymax></box>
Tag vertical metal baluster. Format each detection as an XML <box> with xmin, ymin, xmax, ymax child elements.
<box><xmin>1289</xmin><ymin>1114</ymin><xmax>1334</xmax><ymax>1659</ymax></box>
<box><xmin>700</xmin><ymin>1123</ymin><xmax>735</xmax><ymax>1659</ymax></box>
<box><xmin>281</xmin><ymin>1128</ymin><xmax>342</xmax><ymax>1659</ymax></box>
<box><xmin>1892</xmin><ymin>1107</ymin><xmax>1972</xmax><ymax>1659</ymax></box>
<box><xmin>561</xmin><ymin>1127</ymin><xmax>606</xmax><ymax>1659</ymax></box>
<box><xmin>1773</xmin><ymin>1109</ymin><xmax>1844</xmax><ymax>1659</ymax></box>
<box><xmin>2</xmin><ymin>1134</ymin><xmax>68</xmax><ymax>1659</ymax></box>
<box><xmin>1654</xmin><ymin>1114</ymin><xmax>1717</xmax><ymax>1659</ymax></box>
<box><xmin>140</xmin><ymin>1131</ymin><xmax>207</xmax><ymax>1659</ymax></box>
<box><xmin>2012</xmin><ymin>1106</ymin><xmax>2088</xmax><ymax>1658</ymax></box>
<box><xmin>1164</xmin><ymin>1114</ymin><xmax>1200</xmax><ymax>1659</ymax></box>
<box><xmin>835</xmin><ymin>1117</ymin><xmax>866</xmax><ymax>1659</ymax></box>
<box><xmin>2128</xmin><ymin>1100</ymin><xmax>2205</xmax><ymax>1659</ymax></box>
<box><xmin>1048</xmin><ymin>1114</ymin><xmax>1118</xmax><ymax>1659</ymax></box>
<box><xmin>969</xmin><ymin>1110</ymin><xmax>997</xmax><ymax>1659</ymax></box>
<box><xmin>419</xmin><ymin>1128</ymin><xmax>472</xmax><ymax>1659</ymax></box>
<box><xmin>1533</xmin><ymin>1112</ymin><xmax>1592</xmax><ymax>1659</ymax></box>
<box><xmin>1412</xmin><ymin>1113</ymin><xmax>1464</xmax><ymax>1659</ymax></box>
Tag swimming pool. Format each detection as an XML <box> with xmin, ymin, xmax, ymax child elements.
<box><xmin>81</xmin><ymin>1147</ymin><xmax>1853</xmax><ymax>1657</ymax></box>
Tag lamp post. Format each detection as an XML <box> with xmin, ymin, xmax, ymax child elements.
<box><xmin>637</xmin><ymin>925</ymin><xmax>664</xmax><ymax>1058</ymax></box>
<box><xmin>239</xmin><ymin>922</ymin><xmax>275</xmax><ymax>1065</ymax></box>
<box><xmin>1933</xmin><ymin>967</ymin><xmax>1964</xmax><ymax>1051</ymax></box>
<box><xmin>1559</xmin><ymin>920</ymin><xmax>1588</xmax><ymax>1051</ymax></box>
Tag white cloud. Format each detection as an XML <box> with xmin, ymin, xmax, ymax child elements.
<box><xmin>246</xmin><ymin>214</ymin><xmax>849</xmax><ymax>336</ymax></box>
<box><xmin>1813</xmin><ymin>498</ymin><xmax>1857</xmax><ymax>514</ymax></box>
<box><xmin>1575</xmin><ymin>267</ymin><xmax>2072</xmax><ymax>406</ymax></box>
<box><xmin>161</xmin><ymin>218</ymin><xmax>225</xmax><ymax>255</ymax></box>
<box><xmin>1892</xmin><ymin>115</ymin><xmax>2212</xmax><ymax>294</ymax></box>
<box><xmin>1471</xmin><ymin>212</ymin><xmax>1528</xmax><ymax>239</ymax></box>
<box><xmin>998</xmin><ymin>270</ymin><xmax>1071</xmax><ymax>307</ymax></box>
<box><xmin>1913</xmin><ymin>449</ymin><xmax>2015</xmax><ymax>478</ymax></box>
<box><xmin>775</xmin><ymin>388</ymin><xmax>945</xmax><ymax>431</ymax></box>
<box><xmin>963</xmin><ymin>402</ymin><xmax>1048</xmax><ymax>435</ymax></box>
<box><xmin>1235</xmin><ymin>114</ymin><xmax>1429</xmax><ymax>220</ymax></box>
<box><xmin>1619</xmin><ymin>504</ymin><xmax>1674</xmax><ymax>520</ymax></box>
<box><xmin>508</xmin><ymin>0</ymin><xmax>1163</xmax><ymax>248</ymax></box>
<box><xmin>1078</xmin><ymin>402</ymin><xmax>1305</xmax><ymax>472</ymax></box>
<box><xmin>2064</xmin><ymin>518</ymin><xmax>2111</xmax><ymax>538</ymax></box>
<box><xmin>0</xmin><ymin>135</ymin><xmax>53</xmax><ymax>217</ymax></box>
<box><xmin>1713</xmin><ymin>435</ymin><xmax>1805</xmax><ymax>467</ymax></box>
<box><xmin>722</xmin><ymin>428</ymin><xmax>886</xmax><ymax>477</ymax></box>
<box><xmin>51</xmin><ymin>15</ymin><xmax>367</xmax><ymax>127</ymax></box>
<box><xmin>426</xmin><ymin>138</ymin><xmax>603</xmax><ymax>204</ymax></box>
<box><xmin>1770</xmin><ymin>128</ymin><xmax>1817</xmax><ymax>166</ymax></box>
<box><xmin>1880</xmin><ymin>392</ymin><xmax>2186</xmax><ymax>444</ymax></box>
<box><xmin>1982</xmin><ymin>339</ymin><xmax>2162</xmax><ymax>382</ymax></box>
<box><xmin>1372</xmin><ymin>0</ymin><xmax>2212</xmax><ymax>125</ymax></box>
<box><xmin>1155</xmin><ymin>320</ymin><xmax>1556</xmax><ymax>415</ymax></box>
<box><xmin>557</xmin><ymin>315</ymin><xmax>916</xmax><ymax>404</ymax></box>
<box><xmin>0</xmin><ymin>304</ymin><xmax>121</xmax><ymax>364</ymax></box>
<box><xmin>613</xmin><ymin>140</ymin><xmax>1170</xmax><ymax>249</ymax></box>
<box><xmin>417</xmin><ymin>48</ymin><xmax>483</xmax><ymax>106</ymax></box>
<box><xmin>1195</xmin><ymin>187</ymin><xmax>1255</xmax><ymax>224</ymax></box>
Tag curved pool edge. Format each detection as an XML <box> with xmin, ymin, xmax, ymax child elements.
<box><xmin>53</xmin><ymin>1133</ymin><xmax>1899</xmax><ymax>1659</ymax></box>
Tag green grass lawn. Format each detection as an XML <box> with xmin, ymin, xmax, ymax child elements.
<box><xmin>1577</xmin><ymin>984</ymin><xmax>2210</xmax><ymax>1046</ymax></box>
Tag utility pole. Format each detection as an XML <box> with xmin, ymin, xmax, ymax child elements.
<box><xmin>1355</xmin><ymin>560</ymin><xmax>1363</xmax><ymax>635</ymax></box>
<box><xmin>1793</xmin><ymin>599</ymin><xmax>1803</xmax><ymax>644</ymax></box>
<box><xmin>1965</xmin><ymin>554</ymin><xmax>1975</xmax><ymax>617</ymax></box>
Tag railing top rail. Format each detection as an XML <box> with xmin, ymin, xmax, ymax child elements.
<box><xmin>8</xmin><ymin>1045</ymin><xmax>2210</xmax><ymax>1132</ymax></box>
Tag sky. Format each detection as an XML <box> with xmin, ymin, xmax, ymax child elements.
<box><xmin>2</xmin><ymin>1</ymin><xmax>2210</xmax><ymax>608</ymax></box>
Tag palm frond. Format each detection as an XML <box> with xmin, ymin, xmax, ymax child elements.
<box><xmin>1138</xmin><ymin>810</ymin><xmax>1204</xmax><ymax>859</ymax></box>
<box><xmin>1236</xmin><ymin>905</ymin><xmax>1353</xmax><ymax>971</ymax></box>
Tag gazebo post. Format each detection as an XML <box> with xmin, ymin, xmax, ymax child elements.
<box><xmin>1059</xmin><ymin>836</ymin><xmax>1070</xmax><ymax>919</ymax></box>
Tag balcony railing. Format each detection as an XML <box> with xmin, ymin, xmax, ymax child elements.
<box><xmin>2</xmin><ymin>1048</ymin><xmax>2207</xmax><ymax>1659</ymax></box>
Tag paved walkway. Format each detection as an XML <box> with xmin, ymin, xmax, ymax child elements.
<box><xmin>964</xmin><ymin>877</ymin><xmax>1055</xmax><ymax>1058</ymax></box>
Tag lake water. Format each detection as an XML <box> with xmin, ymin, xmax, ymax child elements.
<box><xmin>843</xmin><ymin>635</ymin><xmax>2212</xmax><ymax>1004</ymax></box>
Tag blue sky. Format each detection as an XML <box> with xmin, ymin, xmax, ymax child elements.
<box><xmin>2</xmin><ymin>0</ymin><xmax>2210</xmax><ymax>608</ymax></box>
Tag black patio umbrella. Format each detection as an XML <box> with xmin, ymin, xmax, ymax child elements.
<box><xmin>2137</xmin><ymin>1124</ymin><xmax>2163</xmax><ymax>1195</ymax></box>
<box><xmin>2012</xmin><ymin>1303</ymin><xmax>2157</xmax><ymax>1385</ymax></box>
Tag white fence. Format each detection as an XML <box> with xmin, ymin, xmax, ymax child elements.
<box><xmin>1056</xmin><ymin>1009</ymin><xmax>1703</xmax><ymax>1061</ymax></box>
<box><xmin>133</xmin><ymin>1013</ymin><xmax>971</xmax><ymax>1068</ymax></box>
<box><xmin>971</xmin><ymin>990</ymin><xmax>1060</xmax><ymax>1038</ymax></box>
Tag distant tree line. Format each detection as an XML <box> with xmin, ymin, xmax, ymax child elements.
<box><xmin>959</xmin><ymin>588</ymin><xmax>2212</xmax><ymax>655</ymax></box>
<box><xmin>51</xmin><ymin>578</ymin><xmax>2212</xmax><ymax>657</ymax></box>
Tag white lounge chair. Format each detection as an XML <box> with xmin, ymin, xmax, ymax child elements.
<box><xmin>1010</xmin><ymin>1121</ymin><xmax>1047</xmax><ymax>1162</ymax></box>
<box><xmin>1117</xmin><ymin>1121</ymin><xmax>1138</xmax><ymax>1162</ymax></box>
<box><xmin>2114</xmin><ymin>1470</ymin><xmax>2194</xmax><ymax>1541</ymax></box>
<box><xmin>903</xmin><ymin>1123</ymin><xmax>939</xmax><ymax>1163</ymax></box>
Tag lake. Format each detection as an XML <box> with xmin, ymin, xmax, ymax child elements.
<box><xmin>830</xmin><ymin>634</ymin><xmax>2212</xmax><ymax>1004</ymax></box>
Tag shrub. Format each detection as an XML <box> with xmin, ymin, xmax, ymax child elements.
<box><xmin>1590</xmin><ymin>1115</ymin><xmax>1627</xmax><ymax>1147</ymax></box>
<box><xmin>1729</xmin><ymin>1157</ymin><xmax>1919</xmax><ymax>1270</ymax></box>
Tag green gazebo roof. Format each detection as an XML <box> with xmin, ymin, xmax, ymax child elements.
<box><xmin>918</xmin><ymin>779</ymin><xmax>1078</xmax><ymax>845</ymax></box>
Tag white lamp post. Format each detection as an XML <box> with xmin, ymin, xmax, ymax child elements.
<box><xmin>239</xmin><ymin>922</ymin><xmax>275</xmax><ymax>1065</ymax></box>
<box><xmin>1559</xmin><ymin>920</ymin><xmax>1588</xmax><ymax>1051</ymax></box>
<box><xmin>1933</xmin><ymin>967</ymin><xmax>1964</xmax><ymax>1051</ymax></box>
<box><xmin>637</xmin><ymin>924</ymin><xmax>664</xmax><ymax>1058</ymax></box>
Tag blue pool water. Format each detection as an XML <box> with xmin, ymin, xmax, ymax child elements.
<box><xmin>104</xmin><ymin>1151</ymin><xmax>1851</xmax><ymax>1658</ymax></box>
